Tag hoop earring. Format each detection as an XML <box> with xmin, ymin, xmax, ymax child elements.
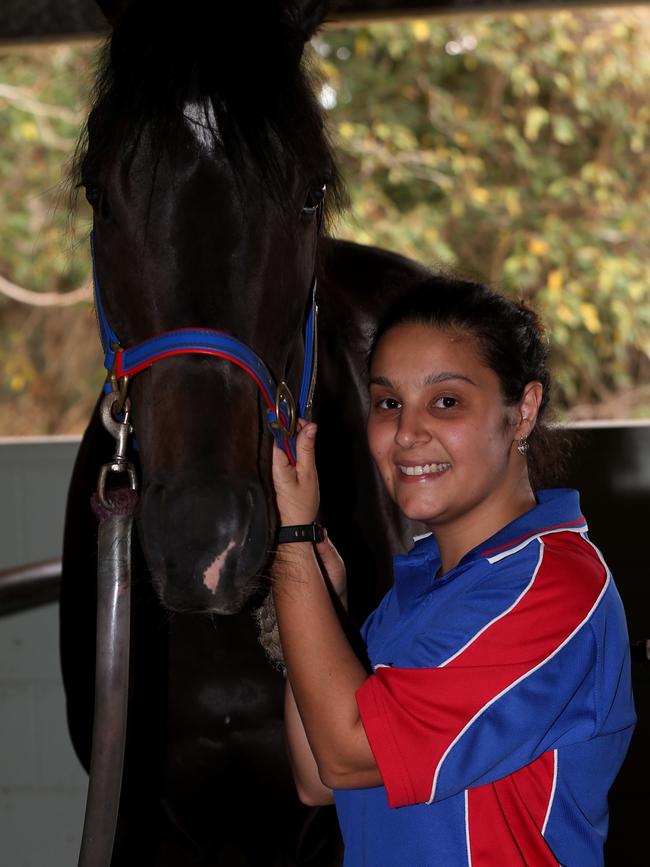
<box><xmin>517</xmin><ymin>437</ymin><xmax>530</xmax><ymax>456</ymax></box>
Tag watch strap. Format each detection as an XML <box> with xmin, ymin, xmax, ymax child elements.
<box><xmin>275</xmin><ymin>523</ymin><xmax>324</xmax><ymax>544</ymax></box>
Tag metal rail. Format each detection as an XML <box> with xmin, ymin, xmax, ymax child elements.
<box><xmin>0</xmin><ymin>558</ymin><xmax>61</xmax><ymax>616</ymax></box>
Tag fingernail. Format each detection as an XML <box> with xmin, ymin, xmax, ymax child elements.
<box><xmin>304</xmin><ymin>424</ymin><xmax>317</xmax><ymax>438</ymax></box>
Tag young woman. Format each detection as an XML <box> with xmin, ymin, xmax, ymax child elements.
<box><xmin>271</xmin><ymin>277</ymin><xmax>635</xmax><ymax>866</ymax></box>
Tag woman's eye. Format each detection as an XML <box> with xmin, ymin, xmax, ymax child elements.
<box><xmin>376</xmin><ymin>397</ymin><xmax>401</xmax><ymax>411</ymax></box>
<box><xmin>434</xmin><ymin>396</ymin><xmax>458</xmax><ymax>409</ymax></box>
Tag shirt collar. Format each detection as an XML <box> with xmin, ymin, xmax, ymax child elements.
<box><xmin>471</xmin><ymin>488</ymin><xmax>587</xmax><ymax>563</ymax></box>
<box><xmin>393</xmin><ymin>489</ymin><xmax>587</xmax><ymax>602</ymax></box>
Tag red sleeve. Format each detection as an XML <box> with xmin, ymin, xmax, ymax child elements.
<box><xmin>356</xmin><ymin>533</ymin><xmax>607</xmax><ymax>808</ymax></box>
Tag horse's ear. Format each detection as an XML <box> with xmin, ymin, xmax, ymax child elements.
<box><xmin>283</xmin><ymin>0</ymin><xmax>330</xmax><ymax>43</ymax></box>
<box><xmin>95</xmin><ymin>0</ymin><xmax>131</xmax><ymax>27</ymax></box>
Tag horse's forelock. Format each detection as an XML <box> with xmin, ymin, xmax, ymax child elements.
<box><xmin>71</xmin><ymin>3</ymin><xmax>345</xmax><ymax>225</ymax></box>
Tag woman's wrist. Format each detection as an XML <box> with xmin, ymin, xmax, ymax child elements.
<box><xmin>272</xmin><ymin>540</ymin><xmax>317</xmax><ymax>577</ymax></box>
<box><xmin>277</xmin><ymin>512</ymin><xmax>318</xmax><ymax>526</ymax></box>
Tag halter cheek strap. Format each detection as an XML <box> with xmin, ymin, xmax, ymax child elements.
<box><xmin>91</xmin><ymin>231</ymin><xmax>317</xmax><ymax>465</ymax></box>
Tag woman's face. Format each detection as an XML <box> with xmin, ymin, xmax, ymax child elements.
<box><xmin>367</xmin><ymin>322</ymin><xmax>527</xmax><ymax>532</ymax></box>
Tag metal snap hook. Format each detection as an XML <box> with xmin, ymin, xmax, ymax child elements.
<box><xmin>97</xmin><ymin>392</ymin><xmax>138</xmax><ymax>509</ymax></box>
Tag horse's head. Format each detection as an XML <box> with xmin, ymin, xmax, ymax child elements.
<box><xmin>77</xmin><ymin>1</ymin><xmax>341</xmax><ymax>612</ymax></box>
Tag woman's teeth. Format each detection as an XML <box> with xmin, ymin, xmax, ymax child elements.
<box><xmin>399</xmin><ymin>463</ymin><xmax>451</xmax><ymax>476</ymax></box>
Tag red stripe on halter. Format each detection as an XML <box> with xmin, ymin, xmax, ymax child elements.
<box><xmin>116</xmin><ymin>347</ymin><xmax>296</xmax><ymax>465</ymax></box>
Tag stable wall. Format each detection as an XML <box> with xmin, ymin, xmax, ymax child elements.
<box><xmin>0</xmin><ymin>438</ymin><xmax>85</xmax><ymax>867</ymax></box>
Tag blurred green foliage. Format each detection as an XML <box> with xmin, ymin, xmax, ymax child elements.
<box><xmin>0</xmin><ymin>47</ymin><xmax>88</xmax><ymax>291</ymax></box>
<box><xmin>316</xmin><ymin>10</ymin><xmax>650</xmax><ymax>412</ymax></box>
<box><xmin>0</xmin><ymin>44</ymin><xmax>102</xmax><ymax>434</ymax></box>
<box><xmin>1</xmin><ymin>11</ymin><xmax>650</xmax><ymax>433</ymax></box>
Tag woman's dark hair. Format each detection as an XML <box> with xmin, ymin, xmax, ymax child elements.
<box><xmin>369</xmin><ymin>275</ymin><xmax>570</xmax><ymax>489</ymax></box>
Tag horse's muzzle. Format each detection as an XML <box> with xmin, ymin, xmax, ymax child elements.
<box><xmin>137</xmin><ymin>477</ymin><xmax>270</xmax><ymax>613</ymax></box>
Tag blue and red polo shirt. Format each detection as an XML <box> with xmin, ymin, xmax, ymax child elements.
<box><xmin>334</xmin><ymin>489</ymin><xmax>635</xmax><ymax>866</ymax></box>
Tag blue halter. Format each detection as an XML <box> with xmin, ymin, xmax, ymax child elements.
<box><xmin>91</xmin><ymin>231</ymin><xmax>318</xmax><ymax>464</ymax></box>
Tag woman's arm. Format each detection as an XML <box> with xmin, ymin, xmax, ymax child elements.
<box><xmin>273</xmin><ymin>543</ymin><xmax>381</xmax><ymax>789</ymax></box>
<box><xmin>282</xmin><ymin>532</ymin><xmax>352</xmax><ymax>803</ymax></box>
<box><xmin>271</xmin><ymin>424</ymin><xmax>383</xmax><ymax>790</ymax></box>
<box><xmin>284</xmin><ymin>679</ymin><xmax>334</xmax><ymax>806</ymax></box>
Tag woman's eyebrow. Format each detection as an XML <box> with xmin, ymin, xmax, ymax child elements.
<box><xmin>368</xmin><ymin>375</ymin><xmax>393</xmax><ymax>387</ymax></box>
<box><xmin>421</xmin><ymin>371</ymin><xmax>477</xmax><ymax>387</ymax></box>
<box><xmin>369</xmin><ymin>371</ymin><xmax>477</xmax><ymax>388</ymax></box>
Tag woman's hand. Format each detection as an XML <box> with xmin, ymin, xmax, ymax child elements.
<box><xmin>316</xmin><ymin>530</ymin><xmax>348</xmax><ymax>609</ymax></box>
<box><xmin>272</xmin><ymin>422</ymin><xmax>348</xmax><ymax>607</ymax></box>
<box><xmin>271</xmin><ymin>421</ymin><xmax>320</xmax><ymax>525</ymax></box>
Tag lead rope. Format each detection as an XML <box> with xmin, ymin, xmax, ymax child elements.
<box><xmin>78</xmin><ymin>392</ymin><xmax>138</xmax><ymax>867</ymax></box>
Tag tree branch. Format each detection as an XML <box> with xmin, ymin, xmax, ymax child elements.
<box><xmin>0</xmin><ymin>272</ymin><xmax>91</xmax><ymax>307</ymax></box>
<box><xmin>0</xmin><ymin>83</ymin><xmax>82</xmax><ymax>125</ymax></box>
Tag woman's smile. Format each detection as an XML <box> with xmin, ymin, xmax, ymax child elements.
<box><xmin>396</xmin><ymin>461</ymin><xmax>452</xmax><ymax>480</ymax></box>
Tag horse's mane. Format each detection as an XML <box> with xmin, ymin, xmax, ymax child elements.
<box><xmin>72</xmin><ymin>2</ymin><xmax>345</xmax><ymax>222</ymax></box>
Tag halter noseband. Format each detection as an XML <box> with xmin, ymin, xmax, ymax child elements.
<box><xmin>91</xmin><ymin>232</ymin><xmax>318</xmax><ymax>465</ymax></box>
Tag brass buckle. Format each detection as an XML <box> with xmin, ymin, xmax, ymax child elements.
<box><xmin>271</xmin><ymin>381</ymin><xmax>297</xmax><ymax>440</ymax></box>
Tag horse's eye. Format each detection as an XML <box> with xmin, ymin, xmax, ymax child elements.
<box><xmin>302</xmin><ymin>183</ymin><xmax>326</xmax><ymax>215</ymax></box>
<box><xmin>84</xmin><ymin>185</ymin><xmax>101</xmax><ymax>208</ymax></box>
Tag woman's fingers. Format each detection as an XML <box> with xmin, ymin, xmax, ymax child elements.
<box><xmin>271</xmin><ymin>439</ymin><xmax>292</xmax><ymax>489</ymax></box>
<box><xmin>315</xmin><ymin>529</ymin><xmax>347</xmax><ymax>595</ymax></box>
<box><xmin>295</xmin><ymin>422</ymin><xmax>317</xmax><ymax>473</ymax></box>
<box><xmin>315</xmin><ymin>531</ymin><xmax>344</xmax><ymax>568</ymax></box>
<box><xmin>271</xmin><ymin>422</ymin><xmax>320</xmax><ymax>525</ymax></box>
<box><xmin>271</xmin><ymin>422</ymin><xmax>316</xmax><ymax>478</ymax></box>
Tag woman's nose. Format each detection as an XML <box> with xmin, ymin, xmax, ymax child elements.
<box><xmin>394</xmin><ymin>407</ymin><xmax>432</xmax><ymax>449</ymax></box>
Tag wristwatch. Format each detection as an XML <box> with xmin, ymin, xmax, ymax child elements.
<box><xmin>275</xmin><ymin>522</ymin><xmax>324</xmax><ymax>544</ymax></box>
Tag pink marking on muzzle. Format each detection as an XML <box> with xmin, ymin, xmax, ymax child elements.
<box><xmin>203</xmin><ymin>539</ymin><xmax>237</xmax><ymax>592</ymax></box>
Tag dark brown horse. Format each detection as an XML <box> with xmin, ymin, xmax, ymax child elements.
<box><xmin>61</xmin><ymin>2</ymin><xmax>426</xmax><ymax>863</ymax></box>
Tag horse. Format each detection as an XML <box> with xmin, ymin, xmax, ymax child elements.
<box><xmin>60</xmin><ymin>2</ymin><xmax>427</xmax><ymax>864</ymax></box>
